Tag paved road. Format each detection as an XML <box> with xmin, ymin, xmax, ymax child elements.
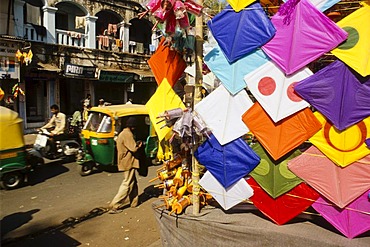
<box><xmin>0</xmin><ymin>159</ymin><xmax>163</xmax><ymax>247</ymax></box>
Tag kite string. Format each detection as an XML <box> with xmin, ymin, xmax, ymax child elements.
<box><xmin>201</xmin><ymin>186</ymin><xmax>370</xmax><ymax>216</ymax></box>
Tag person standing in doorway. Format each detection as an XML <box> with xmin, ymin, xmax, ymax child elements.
<box><xmin>98</xmin><ymin>99</ymin><xmax>105</xmax><ymax>107</ymax></box>
<box><xmin>108</xmin><ymin>117</ymin><xmax>142</xmax><ymax>214</ymax></box>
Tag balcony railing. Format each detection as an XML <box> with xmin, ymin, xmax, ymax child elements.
<box><xmin>56</xmin><ymin>29</ymin><xmax>86</xmax><ymax>48</ymax></box>
<box><xmin>24</xmin><ymin>23</ymin><xmax>45</xmax><ymax>42</ymax></box>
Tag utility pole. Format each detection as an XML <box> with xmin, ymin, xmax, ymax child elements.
<box><xmin>192</xmin><ymin>0</ymin><xmax>203</xmax><ymax>216</ymax></box>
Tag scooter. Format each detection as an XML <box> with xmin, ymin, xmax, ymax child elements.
<box><xmin>29</xmin><ymin>129</ymin><xmax>81</xmax><ymax>162</ymax></box>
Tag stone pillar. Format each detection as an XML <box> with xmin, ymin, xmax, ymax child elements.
<box><xmin>43</xmin><ymin>6</ymin><xmax>58</xmax><ymax>43</ymax></box>
<box><xmin>86</xmin><ymin>16</ymin><xmax>98</xmax><ymax>49</ymax></box>
<box><xmin>123</xmin><ymin>22</ymin><xmax>131</xmax><ymax>53</ymax></box>
<box><xmin>14</xmin><ymin>0</ymin><xmax>25</xmax><ymax>38</ymax></box>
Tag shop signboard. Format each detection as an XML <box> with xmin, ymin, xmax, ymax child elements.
<box><xmin>64</xmin><ymin>63</ymin><xmax>97</xmax><ymax>78</ymax></box>
<box><xmin>98</xmin><ymin>70</ymin><xmax>135</xmax><ymax>83</ymax></box>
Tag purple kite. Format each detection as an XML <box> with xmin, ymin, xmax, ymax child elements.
<box><xmin>295</xmin><ymin>60</ymin><xmax>370</xmax><ymax>131</ymax></box>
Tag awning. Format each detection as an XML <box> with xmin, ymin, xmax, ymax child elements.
<box><xmin>36</xmin><ymin>62</ymin><xmax>61</xmax><ymax>72</ymax></box>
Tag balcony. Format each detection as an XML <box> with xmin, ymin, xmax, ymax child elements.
<box><xmin>56</xmin><ymin>29</ymin><xmax>86</xmax><ymax>48</ymax></box>
<box><xmin>24</xmin><ymin>24</ymin><xmax>45</xmax><ymax>42</ymax></box>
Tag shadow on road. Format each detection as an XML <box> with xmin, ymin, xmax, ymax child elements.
<box><xmin>0</xmin><ymin>209</ymin><xmax>40</xmax><ymax>239</ymax></box>
<box><xmin>1</xmin><ymin>207</ymin><xmax>107</xmax><ymax>247</ymax></box>
<box><xmin>26</xmin><ymin>160</ymin><xmax>70</xmax><ymax>186</ymax></box>
<box><xmin>139</xmin><ymin>185</ymin><xmax>163</xmax><ymax>205</ymax></box>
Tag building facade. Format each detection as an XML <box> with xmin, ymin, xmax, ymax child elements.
<box><xmin>0</xmin><ymin>0</ymin><xmax>157</xmax><ymax>130</ymax></box>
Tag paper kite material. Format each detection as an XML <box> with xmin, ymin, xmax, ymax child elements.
<box><xmin>288</xmin><ymin>146</ymin><xmax>370</xmax><ymax>208</ymax></box>
<box><xmin>227</xmin><ymin>0</ymin><xmax>256</xmax><ymax>12</ymax></box>
<box><xmin>250</xmin><ymin>143</ymin><xmax>303</xmax><ymax>199</ymax></box>
<box><xmin>194</xmin><ymin>134</ymin><xmax>260</xmax><ymax>188</ymax></box>
<box><xmin>199</xmin><ymin>171</ymin><xmax>254</xmax><ymax>210</ymax></box>
<box><xmin>261</xmin><ymin>0</ymin><xmax>348</xmax><ymax>75</ymax></box>
<box><xmin>208</xmin><ymin>3</ymin><xmax>275</xmax><ymax>63</ymax></box>
<box><xmin>309</xmin><ymin>112</ymin><xmax>370</xmax><ymax>167</ymax></box>
<box><xmin>295</xmin><ymin>60</ymin><xmax>370</xmax><ymax>131</ymax></box>
<box><xmin>195</xmin><ymin>84</ymin><xmax>254</xmax><ymax>145</ymax></box>
<box><xmin>330</xmin><ymin>2</ymin><xmax>370</xmax><ymax>77</ymax></box>
<box><xmin>242</xmin><ymin>103</ymin><xmax>321</xmax><ymax>160</ymax></box>
<box><xmin>248</xmin><ymin>177</ymin><xmax>320</xmax><ymax>225</ymax></box>
<box><xmin>244</xmin><ymin>60</ymin><xmax>312</xmax><ymax>122</ymax></box>
<box><xmin>147</xmin><ymin>38</ymin><xmax>187</xmax><ymax>87</ymax></box>
<box><xmin>145</xmin><ymin>78</ymin><xmax>186</xmax><ymax>141</ymax></box>
<box><xmin>204</xmin><ymin>46</ymin><xmax>269</xmax><ymax>95</ymax></box>
<box><xmin>283</xmin><ymin>0</ymin><xmax>340</xmax><ymax>12</ymax></box>
<box><xmin>312</xmin><ymin>190</ymin><xmax>370</xmax><ymax>239</ymax></box>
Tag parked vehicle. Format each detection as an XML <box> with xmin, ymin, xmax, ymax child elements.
<box><xmin>29</xmin><ymin>128</ymin><xmax>81</xmax><ymax>162</ymax></box>
<box><xmin>0</xmin><ymin>107</ymin><xmax>42</xmax><ymax>189</ymax></box>
<box><xmin>77</xmin><ymin>104</ymin><xmax>158</xmax><ymax>176</ymax></box>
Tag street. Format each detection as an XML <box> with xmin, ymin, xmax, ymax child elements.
<box><xmin>0</xmin><ymin>159</ymin><xmax>163</xmax><ymax>247</ymax></box>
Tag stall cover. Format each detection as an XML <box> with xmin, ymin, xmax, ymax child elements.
<box><xmin>244</xmin><ymin>60</ymin><xmax>312</xmax><ymax>122</ymax></box>
<box><xmin>148</xmin><ymin>38</ymin><xmax>187</xmax><ymax>87</ymax></box>
<box><xmin>204</xmin><ymin>47</ymin><xmax>269</xmax><ymax>95</ymax></box>
<box><xmin>309</xmin><ymin>112</ymin><xmax>370</xmax><ymax>167</ymax></box>
<box><xmin>208</xmin><ymin>3</ymin><xmax>275</xmax><ymax>63</ymax></box>
<box><xmin>295</xmin><ymin>60</ymin><xmax>370</xmax><ymax>131</ymax></box>
<box><xmin>312</xmin><ymin>190</ymin><xmax>370</xmax><ymax>239</ymax></box>
<box><xmin>242</xmin><ymin>103</ymin><xmax>321</xmax><ymax>160</ymax></box>
<box><xmin>194</xmin><ymin>134</ymin><xmax>260</xmax><ymax>188</ymax></box>
<box><xmin>194</xmin><ymin>84</ymin><xmax>253</xmax><ymax>145</ymax></box>
<box><xmin>261</xmin><ymin>0</ymin><xmax>347</xmax><ymax>75</ymax></box>
<box><xmin>250</xmin><ymin>143</ymin><xmax>303</xmax><ymax>198</ymax></box>
<box><xmin>330</xmin><ymin>2</ymin><xmax>370</xmax><ymax>77</ymax></box>
<box><xmin>288</xmin><ymin>146</ymin><xmax>370</xmax><ymax>208</ymax></box>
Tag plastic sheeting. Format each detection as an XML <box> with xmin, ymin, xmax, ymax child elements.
<box><xmin>295</xmin><ymin>60</ymin><xmax>370</xmax><ymax>131</ymax></box>
<box><xmin>208</xmin><ymin>3</ymin><xmax>275</xmax><ymax>63</ymax></box>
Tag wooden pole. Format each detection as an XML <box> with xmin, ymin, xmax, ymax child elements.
<box><xmin>192</xmin><ymin>0</ymin><xmax>203</xmax><ymax>216</ymax></box>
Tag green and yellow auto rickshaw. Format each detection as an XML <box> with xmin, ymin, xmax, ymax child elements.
<box><xmin>0</xmin><ymin>106</ymin><xmax>42</xmax><ymax>189</ymax></box>
<box><xmin>77</xmin><ymin>104</ymin><xmax>158</xmax><ymax>176</ymax></box>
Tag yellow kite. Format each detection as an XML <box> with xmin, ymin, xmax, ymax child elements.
<box><xmin>309</xmin><ymin>112</ymin><xmax>370</xmax><ymax>167</ymax></box>
<box><xmin>331</xmin><ymin>2</ymin><xmax>370</xmax><ymax>77</ymax></box>
<box><xmin>227</xmin><ymin>0</ymin><xmax>256</xmax><ymax>12</ymax></box>
<box><xmin>145</xmin><ymin>78</ymin><xmax>186</xmax><ymax>142</ymax></box>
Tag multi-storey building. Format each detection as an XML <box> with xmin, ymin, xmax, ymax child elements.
<box><xmin>0</xmin><ymin>0</ymin><xmax>157</xmax><ymax>130</ymax></box>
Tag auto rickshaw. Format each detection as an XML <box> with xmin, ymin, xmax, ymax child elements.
<box><xmin>0</xmin><ymin>106</ymin><xmax>42</xmax><ymax>189</ymax></box>
<box><xmin>77</xmin><ymin>104</ymin><xmax>158</xmax><ymax>176</ymax></box>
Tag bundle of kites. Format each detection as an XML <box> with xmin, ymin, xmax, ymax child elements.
<box><xmin>144</xmin><ymin>0</ymin><xmax>370</xmax><ymax>239</ymax></box>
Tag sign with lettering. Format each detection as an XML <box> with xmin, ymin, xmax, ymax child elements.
<box><xmin>64</xmin><ymin>63</ymin><xmax>96</xmax><ymax>78</ymax></box>
<box><xmin>98</xmin><ymin>70</ymin><xmax>135</xmax><ymax>83</ymax></box>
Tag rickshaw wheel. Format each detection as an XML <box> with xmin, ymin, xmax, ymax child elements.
<box><xmin>79</xmin><ymin>162</ymin><xmax>94</xmax><ymax>176</ymax></box>
<box><xmin>0</xmin><ymin>172</ymin><xmax>24</xmax><ymax>190</ymax></box>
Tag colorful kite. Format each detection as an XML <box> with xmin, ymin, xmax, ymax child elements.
<box><xmin>248</xmin><ymin>177</ymin><xmax>320</xmax><ymax>225</ymax></box>
<box><xmin>204</xmin><ymin>46</ymin><xmax>269</xmax><ymax>95</ymax></box>
<box><xmin>208</xmin><ymin>3</ymin><xmax>275</xmax><ymax>63</ymax></box>
<box><xmin>242</xmin><ymin>103</ymin><xmax>321</xmax><ymax>160</ymax></box>
<box><xmin>227</xmin><ymin>0</ymin><xmax>256</xmax><ymax>12</ymax></box>
<box><xmin>312</xmin><ymin>190</ymin><xmax>370</xmax><ymax>239</ymax></box>
<box><xmin>295</xmin><ymin>60</ymin><xmax>370</xmax><ymax>131</ymax></box>
<box><xmin>283</xmin><ymin>0</ymin><xmax>341</xmax><ymax>12</ymax></box>
<box><xmin>330</xmin><ymin>2</ymin><xmax>370</xmax><ymax>77</ymax></box>
<box><xmin>309</xmin><ymin>112</ymin><xmax>370</xmax><ymax>167</ymax></box>
<box><xmin>250</xmin><ymin>143</ymin><xmax>303</xmax><ymax>199</ymax></box>
<box><xmin>194</xmin><ymin>134</ymin><xmax>260</xmax><ymax>188</ymax></box>
<box><xmin>147</xmin><ymin>38</ymin><xmax>187</xmax><ymax>87</ymax></box>
<box><xmin>244</xmin><ymin>60</ymin><xmax>312</xmax><ymax>122</ymax></box>
<box><xmin>199</xmin><ymin>171</ymin><xmax>254</xmax><ymax>210</ymax></box>
<box><xmin>195</xmin><ymin>84</ymin><xmax>254</xmax><ymax>145</ymax></box>
<box><xmin>288</xmin><ymin>146</ymin><xmax>370</xmax><ymax>208</ymax></box>
<box><xmin>262</xmin><ymin>0</ymin><xmax>347</xmax><ymax>75</ymax></box>
<box><xmin>145</xmin><ymin>78</ymin><xmax>186</xmax><ymax>142</ymax></box>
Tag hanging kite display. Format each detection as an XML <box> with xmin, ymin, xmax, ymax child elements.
<box><xmin>261</xmin><ymin>0</ymin><xmax>347</xmax><ymax>75</ymax></box>
<box><xmin>207</xmin><ymin>3</ymin><xmax>275</xmax><ymax>63</ymax></box>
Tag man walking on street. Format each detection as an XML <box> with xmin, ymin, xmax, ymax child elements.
<box><xmin>108</xmin><ymin>117</ymin><xmax>142</xmax><ymax>214</ymax></box>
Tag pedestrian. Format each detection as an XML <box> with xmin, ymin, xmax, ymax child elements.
<box><xmin>70</xmin><ymin>106</ymin><xmax>82</xmax><ymax>136</ymax></box>
<box><xmin>82</xmin><ymin>104</ymin><xmax>91</xmax><ymax>125</ymax></box>
<box><xmin>84</xmin><ymin>94</ymin><xmax>91</xmax><ymax>107</ymax></box>
<box><xmin>98</xmin><ymin>98</ymin><xmax>105</xmax><ymax>107</ymax></box>
<box><xmin>108</xmin><ymin>117</ymin><xmax>142</xmax><ymax>214</ymax></box>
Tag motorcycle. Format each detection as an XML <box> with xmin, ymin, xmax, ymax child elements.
<box><xmin>29</xmin><ymin>128</ymin><xmax>81</xmax><ymax>162</ymax></box>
